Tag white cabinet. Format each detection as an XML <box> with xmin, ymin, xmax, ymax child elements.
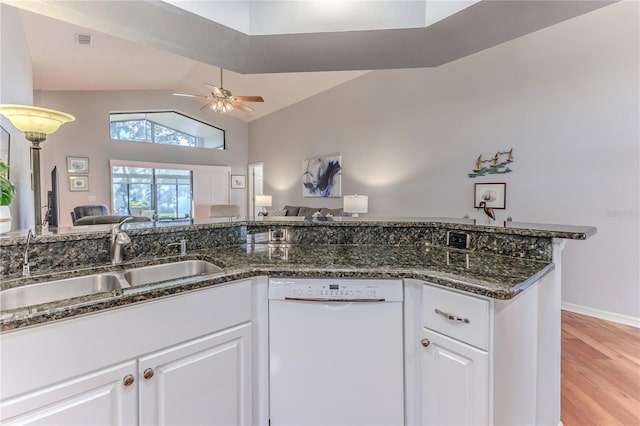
<box><xmin>0</xmin><ymin>361</ymin><xmax>137</xmax><ymax>425</ymax></box>
<box><xmin>139</xmin><ymin>323</ymin><xmax>252</xmax><ymax>426</ymax></box>
<box><xmin>421</xmin><ymin>328</ymin><xmax>488</xmax><ymax>426</ymax></box>
<box><xmin>420</xmin><ymin>284</ymin><xmax>489</xmax><ymax>426</ymax></box>
<box><xmin>1</xmin><ymin>280</ymin><xmax>253</xmax><ymax>425</ymax></box>
<box><xmin>411</xmin><ymin>278</ymin><xmax>544</xmax><ymax>426</ymax></box>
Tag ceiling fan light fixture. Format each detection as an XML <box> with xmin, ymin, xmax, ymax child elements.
<box><xmin>211</xmin><ymin>99</ymin><xmax>234</xmax><ymax>114</ymax></box>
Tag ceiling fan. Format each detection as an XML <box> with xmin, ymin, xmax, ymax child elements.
<box><xmin>173</xmin><ymin>68</ymin><xmax>264</xmax><ymax>114</ymax></box>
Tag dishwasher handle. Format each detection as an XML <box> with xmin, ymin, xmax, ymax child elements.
<box><xmin>284</xmin><ymin>297</ymin><xmax>386</xmax><ymax>303</ymax></box>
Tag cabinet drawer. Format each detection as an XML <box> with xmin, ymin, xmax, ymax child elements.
<box><xmin>422</xmin><ymin>284</ymin><xmax>489</xmax><ymax>350</ymax></box>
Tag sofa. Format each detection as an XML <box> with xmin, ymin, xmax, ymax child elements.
<box><xmin>278</xmin><ymin>205</ymin><xmax>344</xmax><ymax>217</ymax></box>
<box><xmin>70</xmin><ymin>204</ymin><xmax>152</xmax><ymax>226</ymax></box>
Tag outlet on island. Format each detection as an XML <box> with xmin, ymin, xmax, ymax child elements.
<box><xmin>446</xmin><ymin>231</ymin><xmax>469</xmax><ymax>249</ymax></box>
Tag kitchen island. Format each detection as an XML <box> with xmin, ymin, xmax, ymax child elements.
<box><xmin>0</xmin><ymin>217</ymin><xmax>596</xmax><ymax>425</ymax></box>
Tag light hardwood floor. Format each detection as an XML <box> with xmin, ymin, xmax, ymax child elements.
<box><xmin>561</xmin><ymin>311</ymin><xmax>640</xmax><ymax>426</ymax></box>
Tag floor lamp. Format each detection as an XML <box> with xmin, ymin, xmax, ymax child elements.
<box><xmin>0</xmin><ymin>105</ymin><xmax>75</xmax><ymax>230</ymax></box>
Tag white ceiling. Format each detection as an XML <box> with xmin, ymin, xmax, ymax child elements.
<box><xmin>9</xmin><ymin>1</ymin><xmax>615</xmax><ymax>123</ymax></box>
<box><xmin>17</xmin><ymin>9</ymin><xmax>369</xmax><ymax>122</ymax></box>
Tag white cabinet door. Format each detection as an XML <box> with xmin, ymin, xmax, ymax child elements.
<box><xmin>0</xmin><ymin>360</ymin><xmax>137</xmax><ymax>425</ymax></box>
<box><xmin>139</xmin><ymin>323</ymin><xmax>252</xmax><ymax>426</ymax></box>
<box><xmin>421</xmin><ymin>328</ymin><xmax>488</xmax><ymax>426</ymax></box>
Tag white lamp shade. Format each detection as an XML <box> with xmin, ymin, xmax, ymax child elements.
<box><xmin>343</xmin><ymin>195</ymin><xmax>368</xmax><ymax>214</ymax></box>
<box><xmin>255</xmin><ymin>195</ymin><xmax>273</xmax><ymax>208</ymax></box>
<box><xmin>0</xmin><ymin>105</ymin><xmax>75</xmax><ymax>135</ymax></box>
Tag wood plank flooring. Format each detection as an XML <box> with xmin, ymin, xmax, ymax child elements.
<box><xmin>562</xmin><ymin>311</ymin><xmax>640</xmax><ymax>426</ymax></box>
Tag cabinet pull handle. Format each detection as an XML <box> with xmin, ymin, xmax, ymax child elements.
<box><xmin>143</xmin><ymin>368</ymin><xmax>155</xmax><ymax>380</ymax></box>
<box><xmin>123</xmin><ymin>374</ymin><xmax>135</xmax><ymax>387</ymax></box>
<box><xmin>421</xmin><ymin>338</ymin><xmax>431</xmax><ymax>347</ymax></box>
<box><xmin>435</xmin><ymin>308</ymin><xmax>470</xmax><ymax>324</ymax></box>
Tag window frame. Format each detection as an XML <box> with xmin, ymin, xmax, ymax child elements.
<box><xmin>109</xmin><ymin>110</ymin><xmax>225</xmax><ymax>150</ymax></box>
<box><xmin>109</xmin><ymin>160</ymin><xmax>232</xmax><ymax>221</ymax></box>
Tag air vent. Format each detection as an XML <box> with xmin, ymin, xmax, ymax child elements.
<box><xmin>74</xmin><ymin>33</ymin><xmax>92</xmax><ymax>46</ymax></box>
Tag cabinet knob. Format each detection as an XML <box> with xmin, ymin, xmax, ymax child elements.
<box><xmin>421</xmin><ymin>338</ymin><xmax>431</xmax><ymax>347</ymax></box>
<box><xmin>123</xmin><ymin>374</ymin><xmax>135</xmax><ymax>386</ymax></box>
<box><xmin>143</xmin><ymin>368</ymin><xmax>155</xmax><ymax>380</ymax></box>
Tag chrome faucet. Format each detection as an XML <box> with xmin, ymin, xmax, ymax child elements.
<box><xmin>167</xmin><ymin>239</ymin><xmax>188</xmax><ymax>256</ymax></box>
<box><xmin>22</xmin><ymin>229</ymin><xmax>34</xmax><ymax>277</ymax></box>
<box><xmin>110</xmin><ymin>217</ymin><xmax>133</xmax><ymax>265</ymax></box>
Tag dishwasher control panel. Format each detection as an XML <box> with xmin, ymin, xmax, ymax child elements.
<box><xmin>269</xmin><ymin>278</ymin><xmax>403</xmax><ymax>302</ymax></box>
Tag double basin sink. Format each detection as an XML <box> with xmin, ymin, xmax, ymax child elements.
<box><xmin>1</xmin><ymin>260</ymin><xmax>223</xmax><ymax>311</ymax></box>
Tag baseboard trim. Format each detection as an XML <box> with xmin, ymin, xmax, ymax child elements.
<box><xmin>562</xmin><ymin>302</ymin><xmax>640</xmax><ymax>328</ymax></box>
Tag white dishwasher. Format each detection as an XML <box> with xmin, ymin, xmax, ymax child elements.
<box><xmin>268</xmin><ymin>278</ymin><xmax>404</xmax><ymax>426</ymax></box>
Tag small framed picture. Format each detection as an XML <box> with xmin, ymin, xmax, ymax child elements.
<box><xmin>69</xmin><ymin>175</ymin><xmax>89</xmax><ymax>192</ymax></box>
<box><xmin>67</xmin><ymin>156</ymin><xmax>89</xmax><ymax>173</ymax></box>
<box><xmin>474</xmin><ymin>182</ymin><xmax>506</xmax><ymax>209</ymax></box>
<box><xmin>231</xmin><ymin>174</ymin><xmax>246</xmax><ymax>189</ymax></box>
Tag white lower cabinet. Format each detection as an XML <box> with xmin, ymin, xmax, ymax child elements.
<box><xmin>0</xmin><ymin>361</ymin><xmax>138</xmax><ymax>425</ymax></box>
<box><xmin>412</xmin><ymin>279</ymin><xmax>542</xmax><ymax>426</ymax></box>
<box><xmin>421</xmin><ymin>328</ymin><xmax>488</xmax><ymax>426</ymax></box>
<box><xmin>1</xmin><ymin>280</ymin><xmax>253</xmax><ymax>426</ymax></box>
<box><xmin>139</xmin><ymin>323</ymin><xmax>252</xmax><ymax>426</ymax></box>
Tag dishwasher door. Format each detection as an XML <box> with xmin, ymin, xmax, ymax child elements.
<box><xmin>269</xmin><ymin>279</ymin><xmax>404</xmax><ymax>426</ymax></box>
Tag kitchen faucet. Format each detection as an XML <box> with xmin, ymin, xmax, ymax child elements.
<box><xmin>110</xmin><ymin>217</ymin><xmax>133</xmax><ymax>265</ymax></box>
<box><xmin>22</xmin><ymin>229</ymin><xmax>34</xmax><ymax>277</ymax></box>
<box><xmin>167</xmin><ymin>239</ymin><xmax>188</xmax><ymax>256</ymax></box>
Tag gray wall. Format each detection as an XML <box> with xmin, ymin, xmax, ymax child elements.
<box><xmin>249</xmin><ymin>2</ymin><xmax>640</xmax><ymax>320</ymax></box>
<box><xmin>35</xmin><ymin>90</ymin><xmax>249</xmax><ymax>227</ymax></box>
<box><xmin>0</xmin><ymin>5</ymin><xmax>35</xmax><ymax>230</ymax></box>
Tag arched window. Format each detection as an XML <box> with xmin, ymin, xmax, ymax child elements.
<box><xmin>109</xmin><ymin>111</ymin><xmax>224</xmax><ymax>149</ymax></box>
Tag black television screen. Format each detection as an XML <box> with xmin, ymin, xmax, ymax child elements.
<box><xmin>47</xmin><ymin>166</ymin><xmax>59</xmax><ymax>228</ymax></box>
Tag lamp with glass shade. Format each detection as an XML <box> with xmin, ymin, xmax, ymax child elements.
<box><xmin>0</xmin><ymin>105</ymin><xmax>75</xmax><ymax>230</ymax></box>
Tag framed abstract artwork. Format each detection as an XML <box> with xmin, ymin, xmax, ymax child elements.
<box><xmin>302</xmin><ymin>155</ymin><xmax>342</xmax><ymax>197</ymax></box>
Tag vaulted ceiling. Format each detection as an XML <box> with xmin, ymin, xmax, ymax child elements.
<box><xmin>6</xmin><ymin>0</ymin><xmax>615</xmax><ymax>122</ymax></box>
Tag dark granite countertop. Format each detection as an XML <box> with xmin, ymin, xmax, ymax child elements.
<box><xmin>0</xmin><ymin>243</ymin><xmax>553</xmax><ymax>332</ymax></box>
<box><xmin>0</xmin><ymin>216</ymin><xmax>596</xmax><ymax>243</ymax></box>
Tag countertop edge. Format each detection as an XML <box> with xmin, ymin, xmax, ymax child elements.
<box><xmin>0</xmin><ymin>262</ymin><xmax>555</xmax><ymax>332</ymax></box>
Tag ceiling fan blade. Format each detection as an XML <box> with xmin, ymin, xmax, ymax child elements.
<box><xmin>173</xmin><ymin>93</ymin><xmax>210</xmax><ymax>99</ymax></box>
<box><xmin>206</xmin><ymin>84</ymin><xmax>224</xmax><ymax>97</ymax></box>
<box><xmin>234</xmin><ymin>96</ymin><xmax>264</xmax><ymax>103</ymax></box>
<box><xmin>212</xmin><ymin>87</ymin><xmax>225</xmax><ymax>98</ymax></box>
<box><xmin>232</xmin><ymin>102</ymin><xmax>253</xmax><ymax>113</ymax></box>
<box><xmin>201</xmin><ymin>100</ymin><xmax>217</xmax><ymax>110</ymax></box>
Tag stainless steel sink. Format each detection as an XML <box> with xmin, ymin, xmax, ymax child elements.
<box><xmin>123</xmin><ymin>260</ymin><xmax>222</xmax><ymax>287</ymax></box>
<box><xmin>0</xmin><ymin>273</ymin><xmax>126</xmax><ymax>311</ymax></box>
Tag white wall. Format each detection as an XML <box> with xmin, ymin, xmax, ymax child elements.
<box><xmin>0</xmin><ymin>4</ymin><xmax>35</xmax><ymax>230</ymax></box>
<box><xmin>249</xmin><ymin>2</ymin><xmax>640</xmax><ymax>319</ymax></box>
<box><xmin>35</xmin><ymin>90</ymin><xmax>249</xmax><ymax>227</ymax></box>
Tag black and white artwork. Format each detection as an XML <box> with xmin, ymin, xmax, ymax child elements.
<box><xmin>302</xmin><ymin>155</ymin><xmax>342</xmax><ymax>198</ymax></box>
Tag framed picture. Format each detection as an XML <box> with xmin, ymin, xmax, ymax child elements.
<box><xmin>474</xmin><ymin>182</ymin><xmax>506</xmax><ymax>209</ymax></box>
<box><xmin>231</xmin><ymin>174</ymin><xmax>246</xmax><ymax>189</ymax></box>
<box><xmin>302</xmin><ymin>154</ymin><xmax>342</xmax><ymax>197</ymax></box>
<box><xmin>67</xmin><ymin>156</ymin><xmax>89</xmax><ymax>173</ymax></box>
<box><xmin>0</xmin><ymin>125</ymin><xmax>9</xmax><ymax>179</ymax></box>
<box><xmin>69</xmin><ymin>175</ymin><xmax>89</xmax><ymax>192</ymax></box>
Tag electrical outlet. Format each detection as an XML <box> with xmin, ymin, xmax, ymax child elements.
<box><xmin>447</xmin><ymin>231</ymin><xmax>469</xmax><ymax>249</ymax></box>
<box><xmin>88</xmin><ymin>195</ymin><xmax>97</xmax><ymax>202</ymax></box>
